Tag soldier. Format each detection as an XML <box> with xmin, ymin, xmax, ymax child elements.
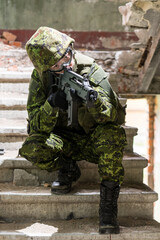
<box><xmin>19</xmin><ymin>26</ymin><xmax>127</xmax><ymax>234</ymax></box>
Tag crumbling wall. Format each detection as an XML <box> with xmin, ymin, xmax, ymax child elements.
<box><xmin>116</xmin><ymin>0</ymin><xmax>160</xmax><ymax>94</ymax></box>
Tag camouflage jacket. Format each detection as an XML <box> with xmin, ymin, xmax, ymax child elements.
<box><xmin>27</xmin><ymin>51</ymin><xmax>118</xmax><ymax>135</ymax></box>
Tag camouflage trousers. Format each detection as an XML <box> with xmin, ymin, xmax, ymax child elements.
<box><xmin>19</xmin><ymin>123</ymin><xmax>127</xmax><ymax>184</ymax></box>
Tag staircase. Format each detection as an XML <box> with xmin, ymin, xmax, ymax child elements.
<box><xmin>0</xmin><ymin>47</ymin><xmax>159</xmax><ymax>239</ymax></box>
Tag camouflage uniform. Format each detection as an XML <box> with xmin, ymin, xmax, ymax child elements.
<box><xmin>19</xmin><ymin>27</ymin><xmax>127</xmax><ymax>184</ymax></box>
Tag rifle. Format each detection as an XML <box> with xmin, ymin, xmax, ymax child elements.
<box><xmin>50</xmin><ymin>67</ymin><xmax>98</xmax><ymax>128</ymax></box>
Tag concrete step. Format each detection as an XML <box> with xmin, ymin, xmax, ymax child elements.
<box><xmin>124</xmin><ymin>125</ymin><xmax>138</xmax><ymax>152</ymax></box>
<box><xmin>0</xmin><ymin>119</ymin><xmax>27</xmax><ymax>150</ymax></box>
<box><xmin>0</xmin><ymin>93</ymin><xmax>27</xmax><ymax>110</ymax></box>
<box><xmin>0</xmin><ymin>97</ymin><xmax>126</xmax><ymax>111</ymax></box>
<box><xmin>0</xmin><ymin>142</ymin><xmax>24</xmax><ymax>151</ymax></box>
<box><xmin>0</xmin><ymin>182</ymin><xmax>158</xmax><ymax>222</ymax></box>
<box><xmin>0</xmin><ymin>110</ymin><xmax>27</xmax><ymax>119</ymax></box>
<box><xmin>0</xmin><ymin>96</ymin><xmax>126</xmax><ymax>114</ymax></box>
<box><xmin>0</xmin><ymin>83</ymin><xmax>29</xmax><ymax>94</ymax></box>
<box><xmin>0</xmin><ymin>71</ymin><xmax>31</xmax><ymax>83</ymax></box>
<box><xmin>0</xmin><ymin>152</ymin><xmax>148</xmax><ymax>185</ymax></box>
<box><xmin>0</xmin><ymin>118</ymin><xmax>137</xmax><ymax>152</ymax></box>
<box><xmin>0</xmin><ymin>48</ymin><xmax>26</xmax><ymax>56</ymax></box>
<box><xmin>0</xmin><ymin>74</ymin><xmax>118</xmax><ymax>96</ymax></box>
<box><xmin>0</xmin><ymin>217</ymin><xmax>160</xmax><ymax>240</ymax></box>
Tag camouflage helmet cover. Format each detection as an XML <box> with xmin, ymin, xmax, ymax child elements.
<box><xmin>26</xmin><ymin>26</ymin><xmax>75</xmax><ymax>73</ymax></box>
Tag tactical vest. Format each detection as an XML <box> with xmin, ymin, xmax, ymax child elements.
<box><xmin>87</xmin><ymin>62</ymin><xmax>126</xmax><ymax>125</ymax></box>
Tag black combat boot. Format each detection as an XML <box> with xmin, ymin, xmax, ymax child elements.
<box><xmin>99</xmin><ymin>181</ymin><xmax>120</xmax><ymax>234</ymax></box>
<box><xmin>51</xmin><ymin>160</ymin><xmax>81</xmax><ymax>194</ymax></box>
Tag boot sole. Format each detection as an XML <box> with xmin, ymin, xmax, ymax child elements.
<box><xmin>51</xmin><ymin>187</ymin><xmax>71</xmax><ymax>195</ymax></box>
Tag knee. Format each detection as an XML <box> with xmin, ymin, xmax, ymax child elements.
<box><xmin>92</xmin><ymin>124</ymin><xmax>127</xmax><ymax>147</ymax></box>
<box><xmin>19</xmin><ymin>133</ymin><xmax>63</xmax><ymax>163</ymax></box>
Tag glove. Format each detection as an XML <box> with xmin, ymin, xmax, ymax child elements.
<box><xmin>48</xmin><ymin>89</ymin><xmax>68</xmax><ymax>110</ymax></box>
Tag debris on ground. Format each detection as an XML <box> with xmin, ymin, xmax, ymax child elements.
<box><xmin>0</xmin><ymin>31</ymin><xmax>22</xmax><ymax>48</ymax></box>
<box><xmin>0</xmin><ymin>31</ymin><xmax>117</xmax><ymax>73</ymax></box>
<box><xmin>0</xmin><ymin>40</ymin><xmax>33</xmax><ymax>72</ymax></box>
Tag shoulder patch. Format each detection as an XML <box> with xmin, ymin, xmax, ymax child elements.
<box><xmin>88</xmin><ymin>63</ymin><xmax>115</xmax><ymax>99</ymax></box>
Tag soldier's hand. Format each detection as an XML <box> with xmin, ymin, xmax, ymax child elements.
<box><xmin>48</xmin><ymin>90</ymin><xmax>68</xmax><ymax>110</ymax></box>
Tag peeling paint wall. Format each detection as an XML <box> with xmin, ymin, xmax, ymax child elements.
<box><xmin>0</xmin><ymin>0</ymin><xmax>128</xmax><ymax>31</ymax></box>
<box><xmin>116</xmin><ymin>0</ymin><xmax>160</xmax><ymax>94</ymax></box>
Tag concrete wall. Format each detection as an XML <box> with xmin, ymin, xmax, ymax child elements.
<box><xmin>0</xmin><ymin>0</ymin><xmax>128</xmax><ymax>31</ymax></box>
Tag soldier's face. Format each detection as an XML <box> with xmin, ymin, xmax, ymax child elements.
<box><xmin>50</xmin><ymin>51</ymin><xmax>74</xmax><ymax>74</ymax></box>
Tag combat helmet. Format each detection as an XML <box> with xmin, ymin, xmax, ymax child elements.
<box><xmin>26</xmin><ymin>26</ymin><xmax>75</xmax><ymax>73</ymax></box>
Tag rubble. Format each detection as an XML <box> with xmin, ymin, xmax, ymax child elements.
<box><xmin>0</xmin><ymin>41</ymin><xmax>33</xmax><ymax>72</ymax></box>
<box><xmin>0</xmin><ymin>41</ymin><xmax>117</xmax><ymax>73</ymax></box>
<box><xmin>2</xmin><ymin>31</ymin><xmax>17</xmax><ymax>42</ymax></box>
<box><xmin>117</xmin><ymin>0</ymin><xmax>160</xmax><ymax>94</ymax></box>
<box><xmin>0</xmin><ymin>31</ymin><xmax>22</xmax><ymax>48</ymax></box>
